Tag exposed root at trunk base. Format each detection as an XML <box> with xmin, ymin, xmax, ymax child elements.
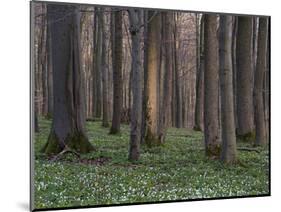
<box><xmin>41</xmin><ymin>131</ymin><xmax>95</xmax><ymax>155</ymax></box>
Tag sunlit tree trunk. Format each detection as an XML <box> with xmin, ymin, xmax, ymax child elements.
<box><xmin>144</xmin><ymin>11</ymin><xmax>161</xmax><ymax>146</ymax></box>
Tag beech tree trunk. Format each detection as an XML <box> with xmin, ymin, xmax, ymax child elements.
<box><xmin>42</xmin><ymin>4</ymin><xmax>94</xmax><ymax>154</ymax></box>
<box><xmin>46</xmin><ymin>21</ymin><xmax>53</xmax><ymax>118</ymax></box>
<box><xmin>144</xmin><ymin>11</ymin><xmax>161</xmax><ymax>146</ymax></box>
<box><xmin>94</xmin><ymin>8</ymin><xmax>102</xmax><ymax>118</ymax></box>
<box><xmin>254</xmin><ymin>17</ymin><xmax>268</xmax><ymax>146</ymax></box>
<box><xmin>219</xmin><ymin>15</ymin><xmax>237</xmax><ymax>164</ymax></box>
<box><xmin>100</xmin><ymin>9</ymin><xmax>109</xmax><ymax>127</ymax></box>
<box><xmin>140</xmin><ymin>11</ymin><xmax>148</xmax><ymax>145</ymax></box>
<box><xmin>236</xmin><ymin>17</ymin><xmax>255</xmax><ymax>141</ymax></box>
<box><xmin>203</xmin><ymin>14</ymin><xmax>221</xmax><ymax>157</ymax></box>
<box><xmin>158</xmin><ymin>12</ymin><xmax>173</xmax><ymax>143</ymax></box>
<box><xmin>194</xmin><ymin>14</ymin><xmax>204</xmax><ymax>131</ymax></box>
<box><xmin>110</xmin><ymin>10</ymin><xmax>123</xmax><ymax>134</ymax></box>
<box><xmin>128</xmin><ymin>9</ymin><xmax>142</xmax><ymax>161</ymax></box>
<box><xmin>173</xmin><ymin>14</ymin><xmax>182</xmax><ymax>128</ymax></box>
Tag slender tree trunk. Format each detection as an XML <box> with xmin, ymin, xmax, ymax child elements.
<box><xmin>236</xmin><ymin>17</ymin><xmax>255</xmax><ymax>141</ymax></box>
<box><xmin>100</xmin><ymin>9</ymin><xmax>110</xmax><ymax>127</ymax></box>
<box><xmin>194</xmin><ymin>15</ymin><xmax>204</xmax><ymax>131</ymax></box>
<box><xmin>110</xmin><ymin>10</ymin><xmax>123</xmax><ymax>134</ymax></box>
<box><xmin>41</xmin><ymin>12</ymin><xmax>48</xmax><ymax>117</ymax></box>
<box><xmin>144</xmin><ymin>11</ymin><xmax>161</xmax><ymax>146</ymax></box>
<box><xmin>128</xmin><ymin>9</ymin><xmax>142</xmax><ymax>161</ymax></box>
<box><xmin>141</xmin><ymin>11</ymin><xmax>148</xmax><ymax>145</ymax></box>
<box><xmin>203</xmin><ymin>14</ymin><xmax>221</xmax><ymax>157</ymax></box>
<box><xmin>42</xmin><ymin>4</ymin><xmax>94</xmax><ymax>154</ymax></box>
<box><xmin>173</xmin><ymin>13</ymin><xmax>182</xmax><ymax>128</ymax></box>
<box><xmin>219</xmin><ymin>15</ymin><xmax>237</xmax><ymax>164</ymax></box>
<box><xmin>109</xmin><ymin>9</ymin><xmax>115</xmax><ymax>120</ymax></box>
<box><xmin>95</xmin><ymin>8</ymin><xmax>102</xmax><ymax>118</ymax></box>
<box><xmin>232</xmin><ymin>17</ymin><xmax>238</xmax><ymax>130</ymax></box>
<box><xmin>92</xmin><ymin>9</ymin><xmax>98</xmax><ymax>118</ymax></box>
<box><xmin>46</xmin><ymin>19</ymin><xmax>53</xmax><ymax>118</ymax></box>
<box><xmin>254</xmin><ymin>17</ymin><xmax>268</xmax><ymax>146</ymax></box>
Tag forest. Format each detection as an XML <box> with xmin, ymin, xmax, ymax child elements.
<box><xmin>32</xmin><ymin>2</ymin><xmax>270</xmax><ymax>209</ymax></box>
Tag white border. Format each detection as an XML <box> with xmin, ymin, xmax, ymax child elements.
<box><xmin>0</xmin><ymin>0</ymin><xmax>280</xmax><ymax>211</ymax></box>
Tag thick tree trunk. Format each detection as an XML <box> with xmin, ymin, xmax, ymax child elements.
<box><xmin>144</xmin><ymin>11</ymin><xmax>161</xmax><ymax>146</ymax></box>
<box><xmin>194</xmin><ymin>15</ymin><xmax>204</xmax><ymax>131</ymax></box>
<box><xmin>110</xmin><ymin>10</ymin><xmax>123</xmax><ymax>134</ymax></box>
<box><xmin>254</xmin><ymin>17</ymin><xmax>268</xmax><ymax>146</ymax></box>
<box><xmin>236</xmin><ymin>17</ymin><xmax>255</xmax><ymax>141</ymax></box>
<box><xmin>203</xmin><ymin>14</ymin><xmax>221</xmax><ymax>157</ymax></box>
<box><xmin>128</xmin><ymin>9</ymin><xmax>142</xmax><ymax>161</ymax></box>
<box><xmin>42</xmin><ymin>4</ymin><xmax>94</xmax><ymax>155</ymax></box>
<box><xmin>219</xmin><ymin>15</ymin><xmax>237</xmax><ymax>164</ymax></box>
<box><xmin>100</xmin><ymin>9</ymin><xmax>109</xmax><ymax>127</ymax></box>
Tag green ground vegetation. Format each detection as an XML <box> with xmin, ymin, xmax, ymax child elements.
<box><xmin>34</xmin><ymin>117</ymin><xmax>269</xmax><ymax>209</ymax></box>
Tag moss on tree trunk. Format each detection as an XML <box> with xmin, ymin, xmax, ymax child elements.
<box><xmin>144</xmin><ymin>129</ymin><xmax>161</xmax><ymax>147</ymax></box>
<box><xmin>42</xmin><ymin>131</ymin><xmax>94</xmax><ymax>155</ymax></box>
<box><xmin>205</xmin><ymin>144</ymin><xmax>221</xmax><ymax>158</ymax></box>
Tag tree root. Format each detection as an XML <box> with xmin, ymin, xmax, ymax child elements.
<box><xmin>50</xmin><ymin>147</ymin><xmax>81</xmax><ymax>162</ymax></box>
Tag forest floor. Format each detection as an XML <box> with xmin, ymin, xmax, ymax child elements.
<box><xmin>33</xmin><ymin>117</ymin><xmax>269</xmax><ymax>209</ymax></box>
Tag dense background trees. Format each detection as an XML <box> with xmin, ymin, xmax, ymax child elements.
<box><xmin>33</xmin><ymin>3</ymin><xmax>270</xmax><ymax>163</ymax></box>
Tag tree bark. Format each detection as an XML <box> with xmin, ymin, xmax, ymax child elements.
<box><xmin>46</xmin><ymin>19</ymin><xmax>53</xmax><ymax>118</ymax></box>
<box><xmin>219</xmin><ymin>15</ymin><xmax>237</xmax><ymax>164</ymax></box>
<box><xmin>144</xmin><ymin>11</ymin><xmax>161</xmax><ymax>146</ymax></box>
<box><xmin>158</xmin><ymin>12</ymin><xmax>173</xmax><ymax>143</ymax></box>
<box><xmin>110</xmin><ymin>10</ymin><xmax>123</xmax><ymax>134</ymax></box>
<box><xmin>254</xmin><ymin>17</ymin><xmax>268</xmax><ymax>146</ymax></box>
<box><xmin>128</xmin><ymin>9</ymin><xmax>142</xmax><ymax>161</ymax></box>
<box><xmin>94</xmin><ymin>8</ymin><xmax>102</xmax><ymax>118</ymax></box>
<box><xmin>41</xmin><ymin>11</ymin><xmax>48</xmax><ymax>117</ymax></box>
<box><xmin>236</xmin><ymin>17</ymin><xmax>255</xmax><ymax>141</ymax></box>
<box><xmin>100</xmin><ymin>9</ymin><xmax>110</xmax><ymax>127</ymax></box>
<box><xmin>140</xmin><ymin>11</ymin><xmax>148</xmax><ymax>145</ymax></box>
<box><xmin>173</xmin><ymin>13</ymin><xmax>182</xmax><ymax>128</ymax></box>
<box><xmin>203</xmin><ymin>14</ymin><xmax>221</xmax><ymax>157</ymax></box>
<box><xmin>194</xmin><ymin>14</ymin><xmax>205</xmax><ymax>131</ymax></box>
<box><xmin>42</xmin><ymin>4</ymin><xmax>94</xmax><ymax>155</ymax></box>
